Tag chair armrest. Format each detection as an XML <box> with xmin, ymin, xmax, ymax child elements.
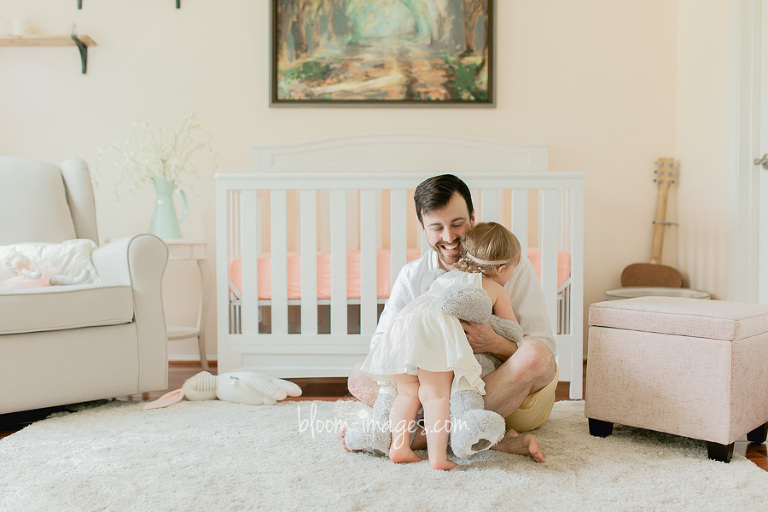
<box><xmin>92</xmin><ymin>234</ymin><xmax>169</xmax><ymax>392</ymax></box>
<box><xmin>92</xmin><ymin>235</ymin><xmax>168</xmax><ymax>286</ymax></box>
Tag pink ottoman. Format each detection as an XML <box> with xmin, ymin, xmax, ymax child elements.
<box><xmin>585</xmin><ymin>296</ymin><xmax>768</xmax><ymax>462</ymax></box>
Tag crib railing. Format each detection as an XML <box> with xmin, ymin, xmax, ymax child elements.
<box><xmin>216</xmin><ymin>171</ymin><xmax>584</xmax><ymax>398</ymax></box>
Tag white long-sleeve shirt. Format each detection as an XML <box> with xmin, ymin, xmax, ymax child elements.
<box><xmin>370</xmin><ymin>251</ymin><xmax>556</xmax><ymax>355</ymax></box>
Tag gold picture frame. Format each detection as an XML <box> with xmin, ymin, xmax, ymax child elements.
<box><xmin>270</xmin><ymin>0</ymin><xmax>494</xmax><ymax>107</ymax></box>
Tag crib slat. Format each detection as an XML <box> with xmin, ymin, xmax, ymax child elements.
<box><xmin>330</xmin><ymin>190</ymin><xmax>348</xmax><ymax>335</ymax></box>
<box><xmin>360</xmin><ymin>190</ymin><xmax>378</xmax><ymax>335</ymax></box>
<box><xmin>271</xmin><ymin>190</ymin><xmax>288</xmax><ymax>335</ymax></box>
<box><xmin>539</xmin><ymin>189</ymin><xmax>559</xmax><ymax>335</ymax></box>
<box><xmin>230</xmin><ymin>190</ymin><xmax>239</xmax><ymax>264</ymax></box>
<box><xmin>240</xmin><ymin>190</ymin><xmax>260</xmax><ymax>335</ymax></box>
<box><xmin>300</xmin><ymin>190</ymin><xmax>318</xmax><ymax>335</ymax></box>
<box><xmin>217</xmin><ymin>186</ymin><xmax>233</xmax><ymax>357</ymax></box>
<box><xmin>227</xmin><ymin>190</ymin><xmax>240</xmax><ymax>298</ymax></box>
<box><xmin>569</xmin><ymin>178</ymin><xmax>585</xmax><ymax>399</ymax></box>
<box><xmin>390</xmin><ymin>189</ymin><xmax>408</xmax><ymax>289</ymax></box>
<box><xmin>480</xmin><ymin>189</ymin><xmax>499</xmax><ymax>223</ymax></box>
<box><xmin>559</xmin><ymin>189</ymin><xmax>572</xmax><ymax>251</ymax></box>
<box><xmin>511</xmin><ymin>189</ymin><xmax>529</xmax><ymax>256</ymax></box>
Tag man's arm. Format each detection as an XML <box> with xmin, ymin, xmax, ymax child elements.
<box><xmin>462</xmin><ymin>320</ymin><xmax>518</xmax><ymax>360</ymax></box>
<box><xmin>369</xmin><ymin>253</ymin><xmax>436</xmax><ymax>349</ymax></box>
<box><xmin>370</xmin><ymin>275</ymin><xmax>414</xmax><ymax>349</ymax></box>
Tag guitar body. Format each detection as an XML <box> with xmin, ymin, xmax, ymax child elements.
<box><xmin>621</xmin><ymin>263</ymin><xmax>683</xmax><ymax>288</ymax></box>
<box><xmin>621</xmin><ymin>158</ymin><xmax>684</xmax><ymax>288</ymax></box>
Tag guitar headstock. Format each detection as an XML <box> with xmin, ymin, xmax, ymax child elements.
<box><xmin>654</xmin><ymin>158</ymin><xmax>679</xmax><ymax>190</ymax></box>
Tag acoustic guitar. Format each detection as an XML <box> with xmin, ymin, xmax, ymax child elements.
<box><xmin>620</xmin><ymin>158</ymin><xmax>683</xmax><ymax>287</ymax></box>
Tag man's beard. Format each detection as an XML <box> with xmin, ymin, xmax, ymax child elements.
<box><xmin>431</xmin><ymin>238</ymin><xmax>462</xmax><ymax>267</ymax></box>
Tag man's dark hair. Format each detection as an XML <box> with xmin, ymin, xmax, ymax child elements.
<box><xmin>413</xmin><ymin>174</ymin><xmax>474</xmax><ymax>225</ymax></box>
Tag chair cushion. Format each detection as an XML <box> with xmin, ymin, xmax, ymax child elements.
<box><xmin>0</xmin><ymin>156</ymin><xmax>77</xmax><ymax>245</ymax></box>
<box><xmin>0</xmin><ymin>284</ymin><xmax>134</xmax><ymax>335</ymax></box>
<box><xmin>589</xmin><ymin>296</ymin><xmax>768</xmax><ymax>342</ymax></box>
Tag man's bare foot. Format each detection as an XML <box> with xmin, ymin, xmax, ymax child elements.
<box><xmin>390</xmin><ymin>447</ymin><xmax>422</xmax><ymax>464</ymax></box>
<box><xmin>430</xmin><ymin>458</ymin><xmax>458</xmax><ymax>471</ymax></box>
<box><xmin>492</xmin><ymin>428</ymin><xmax>546</xmax><ymax>463</ymax></box>
<box><xmin>347</xmin><ymin>361</ymin><xmax>379</xmax><ymax>406</ymax></box>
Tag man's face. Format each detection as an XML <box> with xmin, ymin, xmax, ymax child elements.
<box><xmin>420</xmin><ymin>192</ymin><xmax>474</xmax><ymax>269</ymax></box>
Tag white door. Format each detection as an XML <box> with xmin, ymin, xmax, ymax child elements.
<box><xmin>760</xmin><ymin>1</ymin><xmax>768</xmax><ymax>305</ymax></box>
<box><xmin>734</xmin><ymin>0</ymin><xmax>768</xmax><ymax>305</ymax></box>
<box><xmin>727</xmin><ymin>0</ymin><xmax>768</xmax><ymax>304</ymax></box>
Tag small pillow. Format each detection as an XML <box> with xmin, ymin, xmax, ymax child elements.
<box><xmin>0</xmin><ymin>239</ymin><xmax>100</xmax><ymax>290</ymax></box>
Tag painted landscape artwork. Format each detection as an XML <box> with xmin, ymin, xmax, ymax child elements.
<box><xmin>272</xmin><ymin>0</ymin><xmax>493</xmax><ymax>105</ymax></box>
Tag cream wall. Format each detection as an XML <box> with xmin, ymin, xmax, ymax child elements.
<box><xmin>675</xmin><ymin>0</ymin><xmax>731</xmax><ymax>301</ymax></box>
<box><xmin>0</xmin><ymin>0</ymin><xmax>679</xmax><ymax>362</ymax></box>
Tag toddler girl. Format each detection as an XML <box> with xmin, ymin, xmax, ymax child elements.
<box><xmin>360</xmin><ymin>222</ymin><xmax>520</xmax><ymax>470</ymax></box>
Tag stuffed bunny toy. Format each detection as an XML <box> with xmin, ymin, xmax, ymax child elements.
<box><xmin>144</xmin><ymin>370</ymin><xmax>302</xmax><ymax>409</ymax></box>
<box><xmin>344</xmin><ymin>275</ymin><xmax>523</xmax><ymax>459</ymax></box>
<box><xmin>0</xmin><ymin>241</ymin><xmax>96</xmax><ymax>290</ymax></box>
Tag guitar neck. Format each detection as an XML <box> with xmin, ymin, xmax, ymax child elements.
<box><xmin>650</xmin><ymin>158</ymin><xmax>678</xmax><ymax>264</ymax></box>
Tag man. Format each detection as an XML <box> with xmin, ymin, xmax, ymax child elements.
<box><xmin>347</xmin><ymin>174</ymin><xmax>558</xmax><ymax>462</ymax></box>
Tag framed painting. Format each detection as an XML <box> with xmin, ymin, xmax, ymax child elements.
<box><xmin>270</xmin><ymin>0</ymin><xmax>494</xmax><ymax>106</ymax></box>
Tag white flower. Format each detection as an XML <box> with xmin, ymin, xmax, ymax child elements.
<box><xmin>101</xmin><ymin>112</ymin><xmax>216</xmax><ymax>196</ymax></box>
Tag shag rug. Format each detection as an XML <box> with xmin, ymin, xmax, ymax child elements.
<box><xmin>1</xmin><ymin>399</ymin><xmax>767</xmax><ymax>512</ymax></box>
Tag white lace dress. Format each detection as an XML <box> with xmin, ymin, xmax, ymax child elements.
<box><xmin>361</xmin><ymin>270</ymin><xmax>485</xmax><ymax>395</ymax></box>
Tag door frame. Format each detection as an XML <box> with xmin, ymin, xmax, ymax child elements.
<box><xmin>728</xmin><ymin>0</ymin><xmax>764</xmax><ymax>303</ymax></box>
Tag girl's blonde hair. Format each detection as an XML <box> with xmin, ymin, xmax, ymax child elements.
<box><xmin>453</xmin><ymin>222</ymin><xmax>521</xmax><ymax>276</ymax></box>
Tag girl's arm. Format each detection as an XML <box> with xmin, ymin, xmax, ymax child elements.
<box><xmin>482</xmin><ymin>277</ymin><xmax>518</xmax><ymax>322</ymax></box>
<box><xmin>467</xmin><ymin>277</ymin><xmax>519</xmax><ymax>360</ymax></box>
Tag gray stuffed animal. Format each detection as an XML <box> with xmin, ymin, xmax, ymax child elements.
<box><xmin>344</xmin><ymin>278</ymin><xmax>523</xmax><ymax>459</ymax></box>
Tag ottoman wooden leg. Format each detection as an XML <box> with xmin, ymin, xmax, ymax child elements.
<box><xmin>706</xmin><ymin>441</ymin><xmax>734</xmax><ymax>463</ymax></box>
<box><xmin>747</xmin><ymin>422</ymin><xmax>768</xmax><ymax>444</ymax></box>
<box><xmin>589</xmin><ymin>418</ymin><xmax>614</xmax><ymax>437</ymax></box>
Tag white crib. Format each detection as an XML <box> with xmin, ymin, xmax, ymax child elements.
<box><xmin>215</xmin><ymin>133</ymin><xmax>584</xmax><ymax>399</ymax></box>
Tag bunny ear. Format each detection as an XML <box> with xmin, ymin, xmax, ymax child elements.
<box><xmin>143</xmin><ymin>389</ymin><xmax>185</xmax><ymax>410</ymax></box>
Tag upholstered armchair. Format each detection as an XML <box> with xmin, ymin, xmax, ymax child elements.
<box><xmin>0</xmin><ymin>156</ymin><xmax>169</xmax><ymax>414</ymax></box>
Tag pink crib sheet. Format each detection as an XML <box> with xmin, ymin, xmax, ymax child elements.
<box><xmin>229</xmin><ymin>248</ymin><xmax>570</xmax><ymax>300</ymax></box>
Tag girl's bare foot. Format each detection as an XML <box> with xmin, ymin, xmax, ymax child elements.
<box><xmin>492</xmin><ymin>428</ymin><xmax>546</xmax><ymax>462</ymax></box>
<box><xmin>430</xmin><ymin>458</ymin><xmax>458</xmax><ymax>471</ymax></box>
<box><xmin>389</xmin><ymin>447</ymin><xmax>422</xmax><ymax>464</ymax></box>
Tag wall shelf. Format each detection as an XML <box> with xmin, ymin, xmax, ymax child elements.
<box><xmin>0</xmin><ymin>35</ymin><xmax>97</xmax><ymax>74</ymax></box>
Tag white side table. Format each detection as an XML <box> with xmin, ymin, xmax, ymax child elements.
<box><xmin>164</xmin><ymin>239</ymin><xmax>209</xmax><ymax>371</ymax></box>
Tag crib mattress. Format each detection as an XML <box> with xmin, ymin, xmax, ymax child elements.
<box><xmin>228</xmin><ymin>248</ymin><xmax>570</xmax><ymax>301</ymax></box>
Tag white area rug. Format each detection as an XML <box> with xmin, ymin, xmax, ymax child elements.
<box><xmin>1</xmin><ymin>399</ymin><xmax>767</xmax><ymax>512</ymax></box>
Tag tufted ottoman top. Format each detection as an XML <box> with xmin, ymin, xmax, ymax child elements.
<box><xmin>589</xmin><ymin>296</ymin><xmax>768</xmax><ymax>342</ymax></box>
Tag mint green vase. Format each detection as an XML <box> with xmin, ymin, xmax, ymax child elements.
<box><xmin>149</xmin><ymin>178</ymin><xmax>188</xmax><ymax>239</ymax></box>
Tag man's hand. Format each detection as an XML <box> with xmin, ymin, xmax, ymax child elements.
<box><xmin>461</xmin><ymin>320</ymin><xmax>517</xmax><ymax>360</ymax></box>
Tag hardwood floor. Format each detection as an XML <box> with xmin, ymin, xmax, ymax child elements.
<box><xmin>2</xmin><ymin>361</ymin><xmax>766</xmax><ymax>471</ymax></box>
